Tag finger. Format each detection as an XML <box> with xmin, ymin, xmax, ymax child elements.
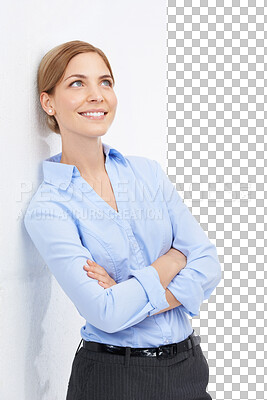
<box><xmin>87</xmin><ymin>259</ymin><xmax>102</xmax><ymax>268</ymax></box>
<box><xmin>84</xmin><ymin>262</ymin><xmax>103</xmax><ymax>274</ymax></box>
<box><xmin>89</xmin><ymin>266</ymin><xmax>106</xmax><ymax>278</ymax></box>
<box><xmin>83</xmin><ymin>265</ymin><xmax>97</xmax><ymax>274</ymax></box>
<box><xmin>86</xmin><ymin>260</ymin><xmax>106</xmax><ymax>276</ymax></box>
<box><xmin>83</xmin><ymin>265</ymin><xmax>107</xmax><ymax>282</ymax></box>
<box><xmin>98</xmin><ymin>281</ymin><xmax>109</xmax><ymax>289</ymax></box>
<box><xmin>84</xmin><ymin>264</ymin><xmax>96</xmax><ymax>271</ymax></box>
<box><xmin>83</xmin><ymin>264</ymin><xmax>97</xmax><ymax>277</ymax></box>
<box><xmin>87</xmin><ymin>271</ymin><xmax>109</xmax><ymax>283</ymax></box>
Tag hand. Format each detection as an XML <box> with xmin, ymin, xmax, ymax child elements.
<box><xmin>83</xmin><ymin>259</ymin><xmax>117</xmax><ymax>289</ymax></box>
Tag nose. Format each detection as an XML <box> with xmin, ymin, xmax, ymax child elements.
<box><xmin>85</xmin><ymin>85</ymin><xmax>104</xmax><ymax>103</ymax></box>
<box><xmin>90</xmin><ymin>96</ymin><xmax>103</xmax><ymax>103</ymax></box>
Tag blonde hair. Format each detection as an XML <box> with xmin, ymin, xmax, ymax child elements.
<box><xmin>37</xmin><ymin>40</ymin><xmax>115</xmax><ymax>134</ymax></box>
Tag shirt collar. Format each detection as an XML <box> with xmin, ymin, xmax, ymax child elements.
<box><xmin>42</xmin><ymin>142</ymin><xmax>127</xmax><ymax>189</ymax></box>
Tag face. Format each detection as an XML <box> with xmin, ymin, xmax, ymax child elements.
<box><xmin>40</xmin><ymin>52</ymin><xmax>117</xmax><ymax>137</ymax></box>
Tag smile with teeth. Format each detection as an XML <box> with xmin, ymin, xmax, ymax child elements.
<box><xmin>79</xmin><ymin>111</ymin><xmax>107</xmax><ymax>120</ymax></box>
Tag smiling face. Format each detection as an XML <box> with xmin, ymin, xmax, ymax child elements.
<box><xmin>41</xmin><ymin>52</ymin><xmax>117</xmax><ymax>138</ymax></box>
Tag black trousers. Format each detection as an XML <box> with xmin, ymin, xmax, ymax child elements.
<box><xmin>66</xmin><ymin>333</ymin><xmax>212</xmax><ymax>400</ymax></box>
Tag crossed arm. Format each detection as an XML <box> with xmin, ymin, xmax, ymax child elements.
<box><xmin>83</xmin><ymin>246</ymin><xmax>186</xmax><ymax>316</ymax></box>
<box><xmin>80</xmin><ymin>161</ymin><xmax>222</xmax><ymax>320</ymax></box>
<box><xmin>24</xmin><ymin>159</ymin><xmax>221</xmax><ymax>332</ymax></box>
<box><xmin>153</xmin><ymin>289</ymin><xmax>182</xmax><ymax>315</ymax></box>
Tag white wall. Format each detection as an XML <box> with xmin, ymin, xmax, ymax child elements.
<box><xmin>0</xmin><ymin>1</ymin><xmax>167</xmax><ymax>399</ymax></box>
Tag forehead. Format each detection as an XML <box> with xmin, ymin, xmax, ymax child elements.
<box><xmin>64</xmin><ymin>52</ymin><xmax>108</xmax><ymax>76</ymax></box>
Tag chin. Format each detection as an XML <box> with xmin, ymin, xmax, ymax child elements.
<box><xmin>77</xmin><ymin>129</ymin><xmax>109</xmax><ymax>138</ymax></box>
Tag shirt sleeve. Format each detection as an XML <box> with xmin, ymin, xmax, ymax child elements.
<box><xmin>23</xmin><ymin>205</ymin><xmax>169</xmax><ymax>334</ymax></box>
<box><xmin>152</xmin><ymin>160</ymin><xmax>222</xmax><ymax>317</ymax></box>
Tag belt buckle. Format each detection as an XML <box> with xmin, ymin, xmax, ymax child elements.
<box><xmin>156</xmin><ymin>346</ymin><xmax>164</xmax><ymax>359</ymax></box>
<box><xmin>156</xmin><ymin>345</ymin><xmax>175</xmax><ymax>359</ymax></box>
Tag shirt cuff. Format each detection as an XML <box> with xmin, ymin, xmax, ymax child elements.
<box><xmin>167</xmin><ymin>276</ymin><xmax>204</xmax><ymax>318</ymax></box>
<box><xmin>128</xmin><ymin>265</ymin><xmax>169</xmax><ymax>316</ymax></box>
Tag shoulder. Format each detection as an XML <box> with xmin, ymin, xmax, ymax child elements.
<box><xmin>123</xmin><ymin>155</ymin><xmax>158</xmax><ymax>178</ymax></box>
<box><xmin>24</xmin><ymin>181</ymin><xmax>70</xmax><ymax>224</ymax></box>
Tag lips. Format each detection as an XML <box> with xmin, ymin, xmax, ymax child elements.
<box><xmin>78</xmin><ymin>112</ymin><xmax>107</xmax><ymax>120</ymax></box>
<box><xmin>78</xmin><ymin>109</ymin><xmax>108</xmax><ymax>114</ymax></box>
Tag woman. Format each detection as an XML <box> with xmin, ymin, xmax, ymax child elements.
<box><xmin>24</xmin><ymin>40</ymin><xmax>221</xmax><ymax>400</ymax></box>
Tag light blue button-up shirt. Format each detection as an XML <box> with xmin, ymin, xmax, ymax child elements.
<box><xmin>24</xmin><ymin>141</ymin><xmax>221</xmax><ymax>347</ymax></box>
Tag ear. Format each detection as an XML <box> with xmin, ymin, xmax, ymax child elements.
<box><xmin>40</xmin><ymin>92</ymin><xmax>55</xmax><ymax>116</ymax></box>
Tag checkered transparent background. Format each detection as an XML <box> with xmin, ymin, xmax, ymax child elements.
<box><xmin>167</xmin><ymin>1</ymin><xmax>266</xmax><ymax>399</ymax></box>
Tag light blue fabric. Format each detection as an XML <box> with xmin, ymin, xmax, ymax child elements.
<box><xmin>24</xmin><ymin>141</ymin><xmax>221</xmax><ymax>347</ymax></box>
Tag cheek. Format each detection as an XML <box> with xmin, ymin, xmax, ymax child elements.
<box><xmin>108</xmin><ymin>92</ymin><xmax>117</xmax><ymax>110</ymax></box>
<box><xmin>58</xmin><ymin>94</ymin><xmax>80</xmax><ymax>111</ymax></box>
<box><xmin>68</xmin><ymin>97</ymin><xmax>81</xmax><ymax>109</ymax></box>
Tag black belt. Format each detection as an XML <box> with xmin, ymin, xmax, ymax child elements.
<box><xmin>82</xmin><ymin>330</ymin><xmax>201</xmax><ymax>359</ymax></box>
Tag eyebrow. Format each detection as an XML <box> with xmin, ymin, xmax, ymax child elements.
<box><xmin>64</xmin><ymin>74</ymin><xmax>113</xmax><ymax>82</ymax></box>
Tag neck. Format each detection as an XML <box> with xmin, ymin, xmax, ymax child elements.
<box><xmin>59</xmin><ymin>134</ymin><xmax>107</xmax><ymax>179</ymax></box>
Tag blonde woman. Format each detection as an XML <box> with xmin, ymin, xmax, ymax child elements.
<box><xmin>24</xmin><ymin>40</ymin><xmax>221</xmax><ymax>400</ymax></box>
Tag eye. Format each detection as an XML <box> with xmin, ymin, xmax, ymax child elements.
<box><xmin>69</xmin><ymin>80</ymin><xmax>83</xmax><ymax>87</ymax></box>
<box><xmin>69</xmin><ymin>79</ymin><xmax>113</xmax><ymax>88</ymax></box>
<box><xmin>101</xmin><ymin>79</ymin><xmax>113</xmax><ymax>87</ymax></box>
